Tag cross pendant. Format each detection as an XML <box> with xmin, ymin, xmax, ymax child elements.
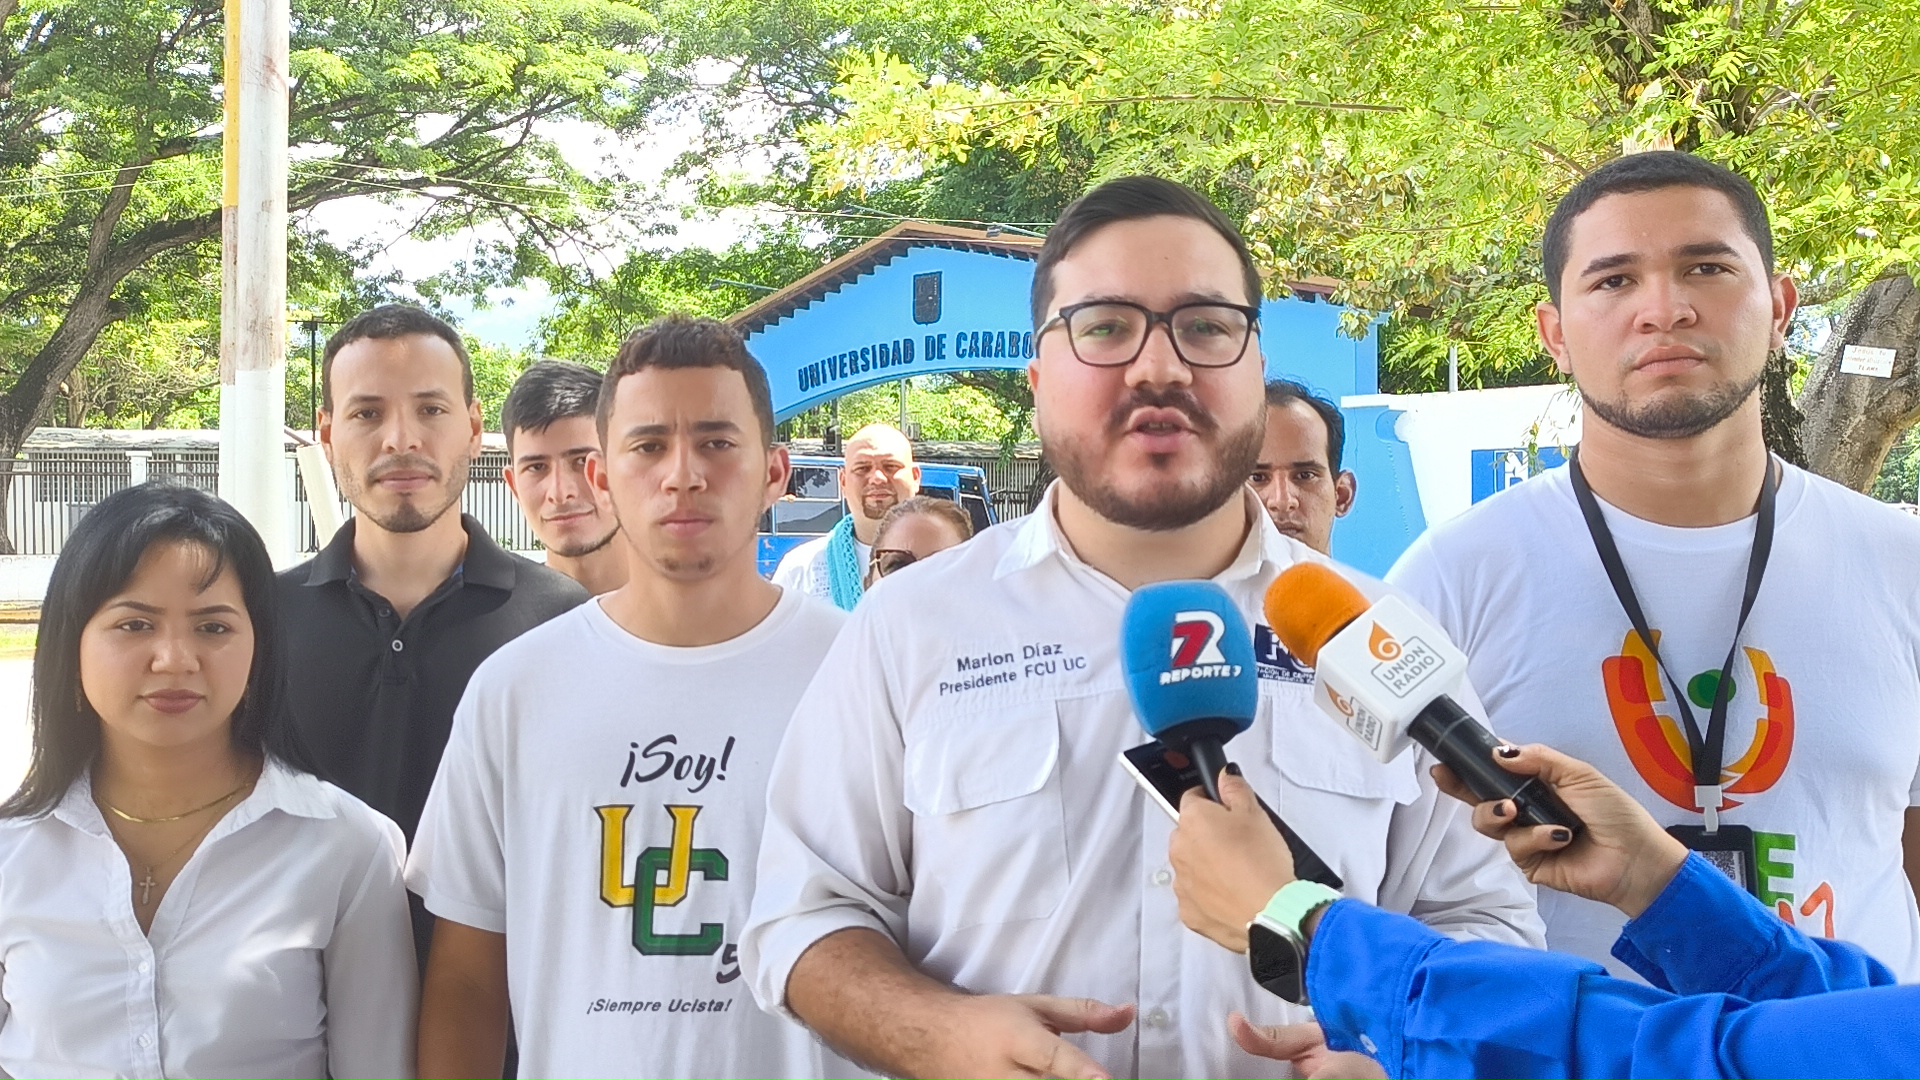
<box><xmin>138</xmin><ymin>868</ymin><xmax>156</xmax><ymax>906</ymax></box>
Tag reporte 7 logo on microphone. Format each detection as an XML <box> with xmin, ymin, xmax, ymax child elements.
<box><xmin>1160</xmin><ymin>610</ymin><xmax>1244</xmax><ymax>685</ymax></box>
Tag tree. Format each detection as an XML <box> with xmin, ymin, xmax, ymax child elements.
<box><xmin>0</xmin><ymin>0</ymin><xmax>656</xmax><ymax>549</ymax></box>
<box><xmin>802</xmin><ymin>0</ymin><xmax>1920</xmax><ymax>487</ymax></box>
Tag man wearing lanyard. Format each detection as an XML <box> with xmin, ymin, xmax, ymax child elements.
<box><xmin>1390</xmin><ymin>150</ymin><xmax>1920</xmax><ymax>978</ymax></box>
<box><xmin>743</xmin><ymin>175</ymin><xmax>1543</xmax><ymax>1080</ymax></box>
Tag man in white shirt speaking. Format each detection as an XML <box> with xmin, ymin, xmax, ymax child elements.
<box><xmin>743</xmin><ymin>176</ymin><xmax>1543</xmax><ymax>1080</ymax></box>
<box><xmin>1388</xmin><ymin>151</ymin><xmax>1920</xmax><ymax>980</ymax></box>
<box><xmin>408</xmin><ymin>316</ymin><xmax>856</xmax><ymax>1078</ymax></box>
<box><xmin>773</xmin><ymin>422</ymin><xmax>921</xmax><ymax>609</ymax></box>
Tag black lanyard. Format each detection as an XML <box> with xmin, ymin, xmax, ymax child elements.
<box><xmin>1567</xmin><ymin>447</ymin><xmax>1777</xmax><ymax>833</ymax></box>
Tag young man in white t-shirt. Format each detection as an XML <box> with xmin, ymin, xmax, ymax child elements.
<box><xmin>1390</xmin><ymin>151</ymin><xmax>1920</xmax><ymax>979</ymax></box>
<box><xmin>408</xmin><ymin>315</ymin><xmax>855</xmax><ymax>1077</ymax></box>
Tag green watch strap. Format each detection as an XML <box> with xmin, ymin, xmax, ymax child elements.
<box><xmin>1260</xmin><ymin>880</ymin><xmax>1343</xmax><ymax>938</ymax></box>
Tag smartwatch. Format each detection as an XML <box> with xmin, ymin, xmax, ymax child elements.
<box><xmin>1246</xmin><ymin>881</ymin><xmax>1342</xmax><ymax>1004</ymax></box>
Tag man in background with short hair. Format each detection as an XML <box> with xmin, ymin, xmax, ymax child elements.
<box><xmin>410</xmin><ymin>316</ymin><xmax>854</xmax><ymax>1079</ymax></box>
<box><xmin>1389</xmin><ymin>150</ymin><xmax>1920</xmax><ymax>980</ymax></box>
<box><xmin>773</xmin><ymin>422</ymin><xmax>920</xmax><ymax>609</ymax></box>
<box><xmin>501</xmin><ymin>360</ymin><xmax>626</xmax><ymax>595</ymax></box>
<box><xmin>276</xmin><ymin>304</ymin><xmax>586</xmax><ymax>967</ymax></box>
<box><xmin>1250</xmin><ymin>379</ymin><xmax>1355</xmax><ymax>555</ymax></box>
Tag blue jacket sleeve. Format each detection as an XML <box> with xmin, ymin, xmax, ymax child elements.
<box><xmin>1611</xmin><ymin>853</ymin><xmax>1895</xmax><ymax>998</ymax></box>
<box><xmin>1307</xmin><ymin>898</ymin><xmax>1920</xmax><ymax>1079</ymax></box>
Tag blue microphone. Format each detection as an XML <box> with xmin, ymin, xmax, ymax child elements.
<box><xmin>1122</xmin><ymin>581</ymin><xmax>1259</xmax><ymax>802</ymax></box>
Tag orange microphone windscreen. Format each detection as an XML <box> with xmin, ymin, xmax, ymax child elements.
<box><xmin>1264</xmin><ymin>562</ymin><xmax>1372</xmax><ymax>669</ymax></box>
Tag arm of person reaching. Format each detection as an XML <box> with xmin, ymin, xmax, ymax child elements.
<box><xmin>740</xmin><ymin>606</ymin><xmax>1133</xmax><ymax>1079</ymax></box>
<box><xmin>416</xmin><ymin>920</ymin><xmax>509</xmax><ymax>1079</ymax></box>
<box><xmin>1174</xmin><ymin>755</ymin><xmax>1911</xmax><ymax>1079</ymax></box>
<box><xmin>324</xmin><ymin>814</ymin><xmax>419</xmax><ymax>1079</ymax></box>
<box><xmin>1434</xmin><ymin>744</ymin><xmax>1896</xmax><ymax>999</ymax></box>
<box><xmin>1304</xmin><ymin>888</ymin><xmax>1920</xmax><ymax>1079</ymax></box>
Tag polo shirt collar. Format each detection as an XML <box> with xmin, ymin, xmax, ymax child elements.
<box><xmin>300</xmin><ymin>513</ymin><xmax>517</xmax><ymax>592</ymax></box>
<box><xmin>995</xmin><ymin>480</ymin><xmax>1291</xmax><ymax>584</ymax></box>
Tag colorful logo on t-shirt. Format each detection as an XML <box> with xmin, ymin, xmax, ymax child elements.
<box><xmin>1601</xmin><ymin>630</ymin><xmax>1796</xmax><ymax>813</ymax></box>
<box><xmin>595</xmin><ymin>804</ymin><xmax>738</xmax><ymax>977</ymax></box>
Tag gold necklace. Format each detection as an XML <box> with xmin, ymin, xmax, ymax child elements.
<box><xmin>128</xmin><ymin>823</ymin><xmax>218</xmax><ymax>907</ymax></box>
<box><xmin>102</xmin><ymin>778</ymin><xmax>250</xmax><ymax>824</ymax></box>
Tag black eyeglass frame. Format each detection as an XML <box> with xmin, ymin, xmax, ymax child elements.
<box><xmin>1037</xmin><ymin>300</ymin><xmax>1263</xmax><ymax>369</ymax></box>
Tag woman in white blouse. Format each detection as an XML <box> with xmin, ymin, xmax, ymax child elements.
<box><xmin>0</xmin><ymin>483</ymin><xmax>415</xmax><ymax>1079</ymax></box>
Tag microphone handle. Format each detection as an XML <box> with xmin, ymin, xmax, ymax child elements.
<box><xmin>1188</xmin><ymin>738</ymin><xmax>1229</xmax><ymax>803</ymax></box>
<box><xmin>1409</xmin><ymin>697</ymin><xmax>1585</xmax><ymax>834</ymax></box>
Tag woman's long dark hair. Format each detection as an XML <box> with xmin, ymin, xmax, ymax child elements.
<box><xmin>0</xmin><ymin>482</ymin><xmax>308</xmax><ymax>817</ymax></box>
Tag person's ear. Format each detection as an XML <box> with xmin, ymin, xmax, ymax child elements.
<box><xmin>1334</xmin><ymin>471</ymin><xmax>1356</xmax><ymax>518</ymax></box>
<box><xmin>1537</xmin><ymin>303</ymin><xmax>1573</xmax><ymax>378</ymax></box>
<box><xmin>1770</xmin><ymin>275</ymin><xmax>1798</xmax><ymax>351</ymax></box>
<box><xmin>767</xmin><ymin>445</ymin><xmax>793</xmax><ymax>510</ymax></box>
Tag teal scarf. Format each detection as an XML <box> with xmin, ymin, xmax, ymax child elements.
<box><xmin>825</xmin><ymin>513</ymin><xmax>866</xmax><ymax>611</ymax></box>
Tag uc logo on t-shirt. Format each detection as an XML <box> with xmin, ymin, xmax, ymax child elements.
<box><xmin>594</xmin><ymin>804</ymin><xmax>731</xmax><ymax>957</ymax></box>
<box><xmin>1601</xmin><ymin>630</ymin><xmax>1797</xmax><ymax>813</ymax></box>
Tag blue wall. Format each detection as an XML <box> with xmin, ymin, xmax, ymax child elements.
<box><xmin>743</xmin><ymin>246</ymin><xmax>1380</xmax><ymax>419</ymax></box>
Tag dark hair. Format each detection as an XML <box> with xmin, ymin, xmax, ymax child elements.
<box><xmin>1264</xmin><ymin>380</ymin><xmax>1347</xmax><ymax>470</ymax></box>
<box><xmin>597</xmin><ymin>315</ymin><xmax>777</xmax><ymax>447</ymax></box>
<box><xmin>874</xmin><ymin>495</ymin><xmax>976</xmax><ymax>547</ymax></box>
<box><xmin>1032</xmin><ymin>176</ymin><xmax>1265</xmax><ymax>328</ymax></box>
<box><xmin>321</xmin><ymin>304</ymin><xmax>474</xmax><ymax>411</ymax></box>
<box><xmin>1542</xmin><ymin>151</ymin><xmax>1773</xmax><ymax>305</ymax></box>
<box><xmin>1</xmin><ymin>483</ymin><xmax>306</xmax><ymax>818</ymax></box>
<box><xmin>502</xmin><ymin>360</ymin><xmax>604</xmax><ymax>452</ymax></box>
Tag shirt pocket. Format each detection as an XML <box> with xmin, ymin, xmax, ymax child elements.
<box><xmin>903</xmin><ymin>700</ymin><xmax>1068</xmax><ymax>929</ymax></box>
<box><xmin>1265</xmin><ymin>687</ymin><xmax>1422</xmax><ymax>804</ymax></box>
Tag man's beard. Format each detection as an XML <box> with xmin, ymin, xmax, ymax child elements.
<box><xmin>1580</xmin><ymin>368</ymin><xmax>1762</xmax><ymax>440</ymax></box>
<box><xmin>859</xmin><ymin>493</ymin><xmax>898</xmax><ymax>522</ymax></box>
<box><xmin>1043</xmin><ymin>387</ymin><xmax>1264</xmax><ymax>532</ymax></box>
<box><xmin>343</xmin><ymin>453</ymin><xmax>470</xmax><ymax>534</ymax></box>
<box><xmin>547</xmin><ymin>520</ymin><xmax>620</xmax><ymax>560</ymax></box>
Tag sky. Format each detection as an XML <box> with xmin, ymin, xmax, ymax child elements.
<box><xmin>303</xmin><ymin>90</ymin><xmax>786</xmax><ymax>351</ymax></box>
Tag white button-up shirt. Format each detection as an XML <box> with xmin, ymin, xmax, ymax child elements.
<box><xmin>744</xmin><ymin>486</ymin><xmax>1543</xmax><ymax>1079</ymax></box>
<box><xmin>0</xmin><ymin>759</ymin><xmax>416</xmax><ymax>1079</ymax></box>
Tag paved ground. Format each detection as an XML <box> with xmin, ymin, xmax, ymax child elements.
<box><xmin>0</xmin><ymin>657</ymin><xmax>32</xmax><ymax>795</ymax></box>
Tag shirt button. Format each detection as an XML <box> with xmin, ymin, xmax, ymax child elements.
<box><xmin>1151</xmin><ymin>869</ymin><xmax>1172</xmax><ymax>886</ymax></box>
<box><xmin>1360</xmin><ymin>1033</ymin><xmax>1379</xmax><ymax>1054</ymax></box>
<box><xmin>137</xmin><ymin>1033</ymin><xmax>152</xmax><ymax>1048</ymax></box>
<box><xmin>137</xmin><ymin>960</ymin><xmax>150</xmax><ymax>974</ymax></box>
<box><xmin>379</xmin><ymin>606</ymin><xmax>393</xmax><ymax>618</ymax></box>
<box><xmin>1144</xmin><ymin>1008</ymin><xmax>1171</xmax><ymax>1028</ymax></box>
<box><xmin>390</xmin><ymin>638</ymin><xmax>404</xmax><ymax>653</ymax></box>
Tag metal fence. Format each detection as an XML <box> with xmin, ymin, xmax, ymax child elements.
<box><xmin>0</xmin><ymin>443</ymin><xmax>1049</xmax><ymax>557</ymax></box>
<box><xmin>0</xmin><ymin>446</ymin><xmax>536</xmax><ymax>557</ymax></box>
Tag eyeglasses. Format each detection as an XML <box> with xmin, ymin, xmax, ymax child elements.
<box><xmin>869</xmin><ymin>548</ymin><xmax>918</xmax><ymax>579</ymax></box>
<box><xmin>1038</xmin><ymin>300</ymin><xmax>1261</xmax><ymax>369</ymax></box>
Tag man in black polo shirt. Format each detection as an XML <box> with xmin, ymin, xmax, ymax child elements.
<box><xmin>278</xmin><ymin>304</ymin><xmax>586</xmax><ymax>848</ymax></box>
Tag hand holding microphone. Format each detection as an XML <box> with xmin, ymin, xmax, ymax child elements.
<box><xmin>1433</xmin><ymin>744</ymin><xmax>1689</xmax><ymax>918</ymax></box>
<box><xmin>1264</xmin><ymin>564</ymin><xmax>1585</xmax><ymax>834</ymax></box>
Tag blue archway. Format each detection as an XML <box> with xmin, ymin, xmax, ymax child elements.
<box><xmin>727</xmin><ymin>222</ymin><xmax>1422</xmax><ymax>574</ymax></box>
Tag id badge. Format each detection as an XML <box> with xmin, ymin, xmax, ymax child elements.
<box><xmin>1666</xmin><ymin>823</ymin><xmax>1759</xmax><ymax>897</ymax></box>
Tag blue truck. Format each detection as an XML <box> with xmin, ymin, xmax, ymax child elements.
<box><xmin>757</xmin><ymin>455</ymin><xmax>998</xmax><ymax>578</ymax></box>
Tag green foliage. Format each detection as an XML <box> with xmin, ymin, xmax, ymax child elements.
<box><xmin>784</xmin><ymin>375</ymin><xmax>1033</xmax><ymax>444</ymax></box>
<box><xmin>537</xmin><ymin>226</ymin><xmax>833</xmax><ymax>364</ymax></box>
<box><xmin>1872</xmin><ymin>426</ymin><xmax>1920</xmax><ymax>504</ymax></box>
<box><xmin>800</xmin><ymin>0</ymin><xmax>1920</xmax><ymax>386</ymax></box>
<box><xmin>0</xmin><ymin>0</ymin><xmax>659</xmax><ymax>453</ymax></box>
